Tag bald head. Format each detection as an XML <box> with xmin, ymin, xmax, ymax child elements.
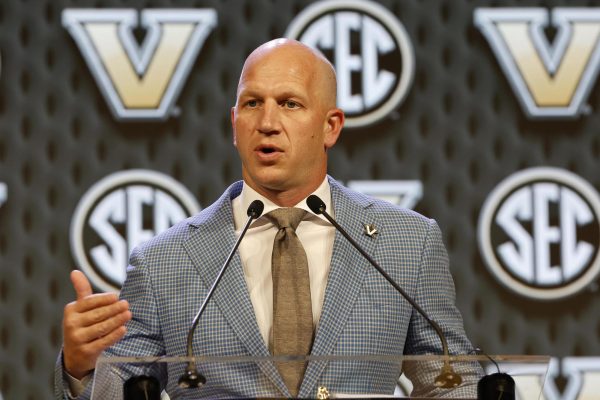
<box><xmin>231</xmin><ymin>38</ymin><xmax>344</xmax><ymax>206</ymax></box>
<box><xmin>237</xmin><ymin>39</ymin><xmax>337</xmax><ymax>108</ymax></box>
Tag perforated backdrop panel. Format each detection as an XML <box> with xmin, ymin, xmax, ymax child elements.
<box><xmin>0</xmin><ymin>0</ymin><xmax>599</xmax><ymax>399</ymax></box>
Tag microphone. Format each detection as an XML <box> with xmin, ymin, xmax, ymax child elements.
<box><xmin>306</xmin><ymin>195</ymin><xmax>462</xmax><ymax>389</ymax></box>
<box><xmin>178</xmin><ymin>199</ymin><xmax>264</xmax><ymax>388</ymax></box>
<box><xmin>475</xmin><ymin>348</ymin><xmax>515</xmax><ymax>400</ymax></box>
<box><xmin>124</xmin><ymin>375</ymin><xmax>160</xmax><ymax>400</ymax></box>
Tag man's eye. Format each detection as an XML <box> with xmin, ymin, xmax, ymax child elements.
<box><xmin>246</xmin><ymin>100</ymin><xmax>258</xmax><ymax>107</ymax></box>
<box><xmin>285</xmin><ymin>100</ymin><xmax>299</xmax><ymax>109</ymax></box>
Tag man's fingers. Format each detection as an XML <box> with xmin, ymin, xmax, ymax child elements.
<box><xmin>69</xmin><ymin>300</ymin><xmax>130</xmax><ymax>329</ymax></box>
<box><xmin>72</xmin><ymin>293</ymin><xmax>129</xmax><ymax>316</ymax></box>
<box><xmin>69</xmin><ymin>270</ymin><xmax>122</xmax><ymax>313</ymax></box>
<box><xmin>63</xmin><ymin>270</ymin><xmax>132</xmax><ymax>380</ymax></box>
<box><xmin>63</xmin><ymin>325</ymin><xmax>128</xmax><ymax>379</ymax></box>
<box><xmin>71</xmin><ymin>270</ymin><xmax>93</xmax><ymax>301</ymax></box>
<box><xmin>78</xmin><ymin>300</ymin><xmax>130</xmax><ymax>326</ymax></box>
<box><xmin>68</xmin><ymin>310</ymin><xmax>132</xmax><ymax>344</ymax></box>
<box><xmin>94</xmin><ymin>325</ymin><xmax>128</xmax><ymax>349</ymax></box>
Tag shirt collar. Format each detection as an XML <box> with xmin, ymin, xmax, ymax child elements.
<box><xmin>233</xmin><ymin>177</ymin><xmax>333</xmax><ymax>230</ymax></box>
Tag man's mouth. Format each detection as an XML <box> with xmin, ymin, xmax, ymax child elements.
<box><xmin>256</xmin><ymin>144</ymin><xmax>282</xmax><ymax>154</ymax></box>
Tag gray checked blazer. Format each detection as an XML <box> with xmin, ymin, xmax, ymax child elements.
<box><xmin>55</xmin><ymin>177</ymin><xmax>480</xmax><ymax>399</ymax></box>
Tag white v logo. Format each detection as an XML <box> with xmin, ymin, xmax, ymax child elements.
<box><xmin>475</xmin><ymin>8</ymin><xmax>600</xmax><ymax>118</ymax></box>
<box><xmin>63</xmin><ymin>9</ymin><xmax>217</xmax><ymax>120</ymax></box>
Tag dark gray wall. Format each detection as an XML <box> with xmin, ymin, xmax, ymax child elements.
<box><xmin>0</xmin><ymin>0</ymin><xmax>598</xmax><ymax>398</ymax></box>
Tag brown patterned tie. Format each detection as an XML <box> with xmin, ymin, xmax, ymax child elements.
<box><xmin>267</xmin><ymin>208</ymin><xmax>313</xmax><ymax>397</ymax></box>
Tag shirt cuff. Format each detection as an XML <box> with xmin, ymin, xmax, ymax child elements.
<box><xmin>65</xmin><ymin>370</ymin><xmax>92</xmax><ymax>399</ymax></box>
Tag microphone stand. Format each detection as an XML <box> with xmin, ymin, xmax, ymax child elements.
<box><xmin>178</xmin><ymin>200</ymin><xmax>264</xmax><ymax>388</ymax></box>
<box><xmin>306</xmin><ymin>195</ymin><xmax>462</xmax><ymax>389</ymax></box>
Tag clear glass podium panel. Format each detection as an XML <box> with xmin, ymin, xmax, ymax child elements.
<box><xmin>92</xmin><ymin>354</ymin><xmax>550</xmax><ymax>399</ymax></box>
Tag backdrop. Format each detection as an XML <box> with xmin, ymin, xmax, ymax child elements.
<box><xmin>1</xmin><ymin>0</ymin><xmax>599</xmax><ymax>398</ymax></box>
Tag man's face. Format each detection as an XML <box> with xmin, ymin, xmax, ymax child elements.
<box><xmin>231</xmin><ymin>45</ymin><xmax>342</xmax><ymax>204</ymax></box>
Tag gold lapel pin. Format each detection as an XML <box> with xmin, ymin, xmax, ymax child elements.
<box><xmin>363</xmin><ymin>223</ymin><xmax>378</xmax><ymax>238</ymax></box>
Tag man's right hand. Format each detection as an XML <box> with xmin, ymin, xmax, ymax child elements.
<box><xmin>62</xmin><ymin>270</ymin><xmax>132</xmax><ymax>379</ymax></box>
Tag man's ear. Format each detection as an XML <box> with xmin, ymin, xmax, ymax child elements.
<box><xmin>323</xmin><ymin>108</ymin><xmax>345</xmax><ymax>150</ymax></box>
<box><xmin>231</xmin><ymin>106</ymin><xmax>237</xmax><ymax>146</ymax></box>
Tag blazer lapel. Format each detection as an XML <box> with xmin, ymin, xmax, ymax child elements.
<box><xmin>300</xmin><ymin>178</ymin><xmax>380</xmax><ymax>397</ymax></box>
<box><xmin>182</xmin><ymin>183</ymin><xmax>289</xmax><ymax>396</ymax></box>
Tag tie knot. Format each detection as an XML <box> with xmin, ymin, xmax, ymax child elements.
<box><xmin>266</xmin><ymin>208</ymin><xmax>307</xmax><ymax>231</ymax></box>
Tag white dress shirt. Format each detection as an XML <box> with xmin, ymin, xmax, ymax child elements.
<box><xmin>231</xmin><ymin>178</ymin><xmax>336</xmax><ymax>347</ymax></box>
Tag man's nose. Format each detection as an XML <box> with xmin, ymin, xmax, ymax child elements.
<box><xmin>257</xmin><ymin>101</ymin><xmax>281</xmax><ymax>134</ymax></box>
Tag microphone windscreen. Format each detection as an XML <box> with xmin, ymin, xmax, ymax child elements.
<box><xmin>124</xmin><ymin>376</ymin><xmax>161</xmax><ymax>400</ymax></box>
<box><xmin>307</xmin><ymin>195</ymin><xmax>326</xmax><ymax>214</ymax></box>
<box><xmin>247</xmin><ymin>200</ymin><xmax>265</xmax><ymax>218</ymax></box>
<box><xmin>477</xmin><ymin>373</ymin><xmax>515</xmax><ymax>399</ymax></box>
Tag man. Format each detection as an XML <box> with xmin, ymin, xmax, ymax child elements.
<box><xmin>56</xmin><ymin>39</ymin><xmax>479</xmax><ymax>399</ymax></box>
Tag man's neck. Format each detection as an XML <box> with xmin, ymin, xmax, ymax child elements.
<box><xmin>262</xmin><ymin>188</ymin><xmax>316</xmax><ymax>207</ymax></box>
<box><xmin>244</xmin><ymin>178</ymin><xmax>327</xmax><ymax>207</ymax></box>
<box><xmin>257</xmin><ymin>187</ymin><xmax>315</xmax><ymax>207</ymax></box>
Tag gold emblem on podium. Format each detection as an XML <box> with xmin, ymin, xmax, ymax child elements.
<box><xmin>316</xmin><ymin>385</ymin><xmax>330</xmax><ymax>399</ymax></box>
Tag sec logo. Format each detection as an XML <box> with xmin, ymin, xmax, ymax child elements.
<box><xmin>70</xmin><ymin>170</ymin><xmax>200</xmax><ymax>292</ymax></box>
<box><xmin>285</xmin><ymin>0</ymin><xmax>414</xmax><ymax>127</ymax></box>
<box><xmin>478</xmin><ymin>167</ymin><xmax>600</xmax><ymax>300</ymax></box>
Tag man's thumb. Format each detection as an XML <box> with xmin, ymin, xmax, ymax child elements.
<box><xmin>70</xmin><ymin>270</ymin><xmax>92</xmax><ymax>300</ymax></box>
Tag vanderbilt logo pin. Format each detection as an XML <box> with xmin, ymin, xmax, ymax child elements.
<box><xmin>363</xmin><ymin>223</ymin><xmax>378</xmax><ymax>238</ymax></box>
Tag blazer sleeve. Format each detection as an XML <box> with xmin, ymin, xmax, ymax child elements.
<box><xmin>402</xmin><ymin>219</ymin><xmax>482</xmax><ymax>398</ymax></box>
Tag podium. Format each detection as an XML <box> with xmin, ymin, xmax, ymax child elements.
<box><xmin>91</xmin><ymin>354</ymin><xmax>550</xmax><ymax>399</ymax></box>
